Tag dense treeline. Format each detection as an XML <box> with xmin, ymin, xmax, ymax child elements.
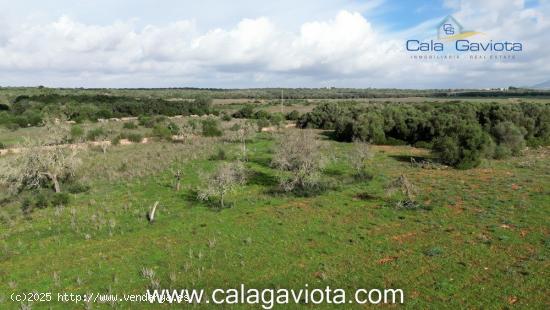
<box><xmin>0</xmin><ymin>94</ymin><xmax>212</xmax><ymax>128</ymax></box>
<box><xmin>1</xmin><ymin>86</ymin><xmax>548</xmax><ymax>102</ymax></box>
<box><xmin>298</xmin><ymin>101</ymin><xmax>550</xmax><ymax>169</ymax></box>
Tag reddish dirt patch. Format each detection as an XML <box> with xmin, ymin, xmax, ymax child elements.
<box><xmin>391</xmin><ymin>232</ymin><xmax>416</xmax><ymax>244</ymax></box>
<box><xmin>475</xmin><ymin>168</ymin><xmax>496</xmax><ymax>182</ymax></box>
<box><xmin>371</xmin><ymin>145</ymin><xmax>430</xmax><ymax>156</ymax></box>
<box><xmin>447</xmin><ymin>196</ymin><xmax>465</xmax><ymax>214</ymax></box>
<box><xmin>519</xmin><ymin>229</ymin><xmax>528</xmax><ymax>238</ymax></box>
<box><xmin>378</xmin><ymin>256</ymin><xmax>398</xmax><ymax>264</ymax></box>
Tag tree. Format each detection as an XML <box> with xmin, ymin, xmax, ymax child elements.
<box><xmin>226</xmin><ymin>121</ymin><xmax>256</xmax><ymax>160</ymax></box>
<box><xmin>0</xmin><ymin>119</ymin><xmax>80</xmax><ymax>194</ymax></box>
<box><xmin>348</xmin><ymin>140</ymin><xmax>373</xmax><ymax>179</ymax></box>
<box><xmin>386</xmin><ymin>174</ymin><xmax>417</xmax><ymax>201</ymax></box>
<box><xmin>152</xmin><ymin>124</ymin><xmax>173</xmax><ymax>141</ymax></box>
<box><xmin>197</xmin><ymin>161</ymin><xmax>247</xmax><ymax>209</ymax></box>
<box><xmin>433</xmin><ymin>123</ymin><xmax>490</xmax><ymax>169</ymax></box>
<box><xmin>271</xmin><ymin>130</ymin><xmax>325</xmax><ymax>193</ymax></box>
<box><xmin>491</xmin><ymin>121</ymin><xmax>526</xmax><ymax>157</ymax></box>
<box><xmin>385</xmin><ymin>174</ymin><xmax>419</xmax><ymax>209</ymax></box>
<box><xmin>86</xmin><ymin>126</ymin><xmax>111</xmax><ymax>153</ymax></box>
<box><xmin>285</xmin><ymin>110</ymin><xmax>301</xmax><ymax>121</ymax></box>
<box><xmin>297</xmin><ymin>102</ymin><xmax>348</xmax><ymax>129</ymax></box>
<box><xmin>232</xmin><ymin>105</ymin><xmax>255</xmax><ymax>118</ymax></box>
<box><xmin>201</xmin><ymin>118</ymin><xmax>223</xmax><ymax>137</ymax></box>
<box><xmin>70</xmin><ymin>125</ymin><xmax>85</xmax><ymax>143</ymax></box>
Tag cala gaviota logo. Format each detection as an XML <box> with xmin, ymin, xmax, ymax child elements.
<box><xmin>406</xmin><ymin>15</ymin><xmax>523</xmax><ymax>52</ymax></box>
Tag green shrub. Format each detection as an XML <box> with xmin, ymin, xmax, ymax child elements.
<box><xmin>298</xmin><ymin>102</ymin><xmax>350</xmax><ymax>129</ymax></box>
<box><xmin>233</xmin><ymin>105</ymin><xmax>255</xmax><ymax>118</ymax></box>
<box><xmin>15</xmin><ymin>111</ymin><xmax>43</xmax><ymax>127</ymax></box>
<box><xmin>202</xmin><ymin>118</ymin><xmax>223</xmax><ymax>137</ymax></box>
<box><xmin>491</xmin><ymin>121</ymin><xmax>526</xmax><ymax>156</ymax></box>
<box><xmin>385</xmin><ymin>137</ymin><xmax>407</xmax><ymax>146</ymax></box>
<box><xmin>210</xmin><ymin>148</ymin><xmax>227</xmax><ymax>160</ymax></box>
<box><xmin>254</xmin><ymin>110</ymin><xmax>271</xmax><ymax>120</ymax></box>
<box><xmin>414</xmin><ymin>141</ymin><xmax>433</xmax><ymax>149</ymax></box>
<box><xmin>112</xmin><ymin>135</ymin><xmax>121</xmax><ymax>145</ymax></box>
<box><xmin>256</xmin><ymin>119</ymin><xmax>271</xmax><ymax>131</ymax></box>
<box><xmin>12</xmin><ymin>94</ymin><xmax>211</xmax><ymax>120</ymax></box>
<box><xmin>86</xmin><ymin>127</ymin><xmax>106</xmax><ymax>141</ymax></box>
<box><xmin>167</xmin><ymin>122</ymin><xmax>180</xmax><ymax>135</ymax></box>
<box><xmin>285</xmin><ymin>110</ymin><xmax>301</xmax><ymax>121</ymax></box>
<box><xmin>66</xmin><ymin>183</ymin><xmax>91</xmax><ymax>194</ymax></box>
<box><xmin>229</xmin><ymin>123</ymin><xmax>241</xmax><ymax>131</ymax></box>
<box><xmin>187</xmin><ymin>119</ymin><xmax>200</xmax><ymax>130</ymax></box>
<box><xmin>493</xmin><ymin>144</ymin><xmax>512</xmax><ymax>159</ymax></box>
<box><xmin>138</xmin><ymin>115</ymin><xmax>153</xmax><ymax>127</ymax></box>
<box><xmin>6</xmin><ymin>123</ymin><xmax>20</xmax><ymax>131</ymax></box>
<box><xmin>154</xmin><ymin>115</ymin><xmax>168</xmax><ymax>123</ymax></box>
<box><xmin>21</xmin><ymin>190</ymin><xmax>70</xmax><ymax>214</ymax></box>
<box><xmin>152</xmin><ymin>124</ymin><xmax>173</xmax><ymax>141</ymax></box>
<box><xmin>0</xmin><ymin>111</ymin><xmax>14</xmax><ymax>127</ymax></box>
<box><xmin>191</xmin><ymin>95</ymin><xmax>213</xmax><ymax>115</ymax></box>
<box><xmin>334</xmin><ymin>113</ymin><xmax>385</xmax><ymax>143</ymax></box>
<box><xmin>123</xmin><ymin>122</ymin><xmax>138</xmax><ymax>129</ymax></box>
<box><xmin>0</xmin><ymin>142</ymin><xmax>5</xmax><ymax>149</ymax></box>
<box><xmin>70</xmin><ymin>125</ymin><xmax>85</xmax><ymax>141</ymax></box>
<box><xmin>221</xmin><ymin>113</ymin><xmax>232</xmax><ymax>121</ymax></box>
<box><xmin>126</xmin><ymin>133</ymin><xmax>143</xmax><ymax>143</ymax></box>
<box><xmin>269</xmin><ymin>113</ymin><xmax>285</xmax><ymax>127</ymax></box>
<box><xmin>51</xmin><ymin>193</ymin><xmax>70</xmax><ymax>206</ymax></box>
<box><xmin>433</xmin><ymin>123</ymin><xmax>490</xmax><ymax>169</ymax></box>
<box><xmin>296</xmin><ymin>100</ymin><xmax>550</xmax><ymax>169</ymax></box>
<box><xmin>94</xmin><ymin>108</ymin><xmax>113</xmax><ymax>120</ymax></box>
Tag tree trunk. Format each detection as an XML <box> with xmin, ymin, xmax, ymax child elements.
<box><xmin>47</xmin><ymin>173</ymin><xmax>61</xmax><ymax>193</ymax></box>
<box><xmin>174</xmin><ymin>170</ymin><xmax>181</xmax><ymax>191</ymax></box>
<box><xmin>53</xmin><ymin>177</ymin><xmax>60</xmax><ymax>193</ymax></box>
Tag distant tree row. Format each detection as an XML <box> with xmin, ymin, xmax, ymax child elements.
<box><xmin>298</xmin><ymin>101</ymin><xmax>550</xmax><ymax>169</ymax></box>
<box><xmin>1</xmin><ymin>86</ymin><xmax>548</xmax><ymax>102</ymax></box>
<box><xmin>0</xmin><ymin>94</ymin><xmax>212</xmax><ymax>129</ymax></box>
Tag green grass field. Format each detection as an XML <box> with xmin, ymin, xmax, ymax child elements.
<box><xmin>1</xmin><ymin>127</ymin><xmax>548</xmax><ymax>309</ymax></box>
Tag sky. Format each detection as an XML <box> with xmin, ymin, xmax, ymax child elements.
<box><xmin>0</xmin><ymin>0</ymin><xmax>548</xmax><ymax>88</ymax></box>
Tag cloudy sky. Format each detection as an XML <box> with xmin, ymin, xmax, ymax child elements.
<box><xmin>0</xmin><ymin>0</ymin><xmax>548</xmax><ymax>88</ymax></box>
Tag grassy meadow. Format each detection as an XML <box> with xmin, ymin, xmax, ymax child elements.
<box><xmin>0</xmin><ymin>93</ymin><xmax>549</xmax><ymax>309</ymax></box>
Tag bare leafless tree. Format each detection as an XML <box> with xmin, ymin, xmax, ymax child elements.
<box><xmin>271</xmin><ymin>129</ymin><xmax>325</xmax><ymax>193</ymax></box>
<box><xmin>197</xmin><ymin>161</ymin><xmax>247</xmax><ymax>208</ymax></box>
<box><xmin>225</xmin><ymin>121</ymin><xmax>256</xmax><ymax>160</ymax></box>
<box><xmin>0</xmin><ymin>118</ymin><xmax>80</xmax><ymax>194</ymax></box>
<box><xmin>348</xmin><ymin>139</ymin><xmax>373</xmax><ymax>179</ymax></box>
<box><xmin>386</xmin><ymin>174</ymin><xmax>418</xmax><ymax>201</ymax></box>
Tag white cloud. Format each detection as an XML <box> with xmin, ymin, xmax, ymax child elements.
<box><xmin>0</xmin><ymin>0</ymin><xmax>548</xmax><ymax>88</ymax></box>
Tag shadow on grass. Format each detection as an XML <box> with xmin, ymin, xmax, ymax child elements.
<box><xmin>248</xmin><ymin>156</ymin><xmax>272</xmax><ymax>168</ymax></box>
<box><xmin>318</xmin><ymin>130</ymin><xmax>335</xmax><ymax>140</ymax></box>
<box><xmin>182</xmin><ymin>189</ymin><xmax>227</xmax><ymax>212</ymax></box>
<box><xmin>389</xmin><ymin>155</ymin><xmax>431</xmax><ymax>163</ymax></box>
<box><xmin>323</xmin><ymin>167</ymin><xmax>345</xmax><ymax>177</ymax></box>
<box><xmin>264</xmin><ymin>178</ymin><xmax>343</xmax><ymax>198</ymax></box>
<box><xmin>248</xmin><ymin>170</ymin><xmax>279</xmax><ymax>187</ymax></box>
<box><xmin>353</xmin><ymin>192</ymin><xmax>379</xmax><ymax>200</ymax></box>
